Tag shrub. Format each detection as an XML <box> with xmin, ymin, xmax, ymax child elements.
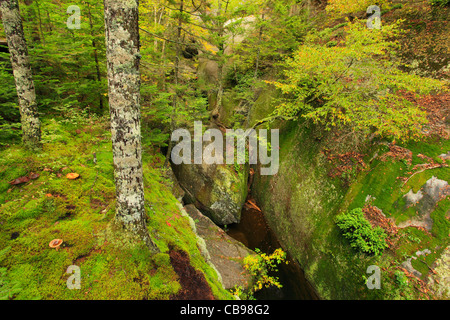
<box><xmin>394</xmin><ymin>270</ymin><xmax>409</xmax><ymax>288</ymax></box>
<box><xmin>267</xmin><ymin>20</ymin><xmax>445</xmax><ymax>141</ymax></box>
<box><xmin>335</xmin><ymin>208</ymin><xmax>388</xmax><ymax>256</ymax></box>
<box><xmin>243</xmin><ymin>248</ymin><xmax>287</xmax><ymax>293</ymax></box>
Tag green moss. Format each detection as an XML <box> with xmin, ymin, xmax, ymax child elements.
<box><xmin>335</xmin><ymin>136</ymin><xmax>450</xmax><ymax>298</ymax></box>
<box><xmin>247</xmin><ymin>85</ymin><xmax>278</xmax><ymax>128</ymax></box>
<box><xmin>431</xmin><ymin>198</ymin><xmax>450</xmax><ymax>240</ymax></box>
<box><xmin>252</xmin><ymin>113</ymin><xmax>450</xmax><ymax>299</ymax></box>
<box><xmin>221</xmin><ymin>90</ymin><xmax>241</xmax><ymax>128</ymax></box>
<box><xmin>252</xmin><ymin>120</ymin><xmax>358</xmax><ymax>299</ymax></box>
<box><xmin>0</xmin><ymin>118</ymin><xmax>230</xmax><ymax>300</ymax></box>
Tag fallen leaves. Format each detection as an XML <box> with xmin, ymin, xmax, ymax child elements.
<box><xmin>244</xmin><ymin>199</ymin><xmax>262</xmax><ymax>212</ymax></box>
<box><xmin>9</xmin><ymin>176</ymin><xmax>30</xmax><ymax>185</ymax></box>
<box><xmin>322</xmin><ymin>150</ymin><xmax>367</xmax><ymax>181</ymax></box>
<box><xmin>29</xmin><ymin>173</ymin><xmax>40</xmax><ymax>180</ymax></box>
<box><xmin>362</xmin><ymin>205</ymin><xmax>400</xmax><ymax>250</ymax></box>
<box><xmin>380</xmin><ymin>143</ymin><xmax>412</xmax><ymax>165</ymax></box>
<box><xmin>9</xmin><ymin>172</ymin><xmax>40</xmax><ymax>185</ymax></box>
<box><xmin>401</xmin><ymin>91</ymin><xmax>450</xmax><ymax>139</ymax></box>
<box><xmin>397</xmin><ymin>266</ymin><xmax>433</xmax><ymax>298</ymax></box>
<box><xmin>363</xmin><ymin>205</ymin><xmax>398</xmax><ymax>236</ymax></box>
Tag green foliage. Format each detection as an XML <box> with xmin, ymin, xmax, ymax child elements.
<box><xmin>269</xmin><ymin>19</ymin><xmax>446</xmax><ymax>141</ymax></box>
<box><xmin>326</xmin><ymin>0</ymin><xmax>387</xmax><ymax>16</ymax></box>
<box><xmin>243</xmin><ymin>248</ymin><xmax>287</xmax><ymax>293</ymax></box>
<box><xmin>430</xmin><ymin>0</ymin><xmax>450</xmax><ymax>6</ymax></box>
<box><xmin>0</xmin><ymin>52</ymin><xmax>21</xmax><ymax>147</ymax></box>
<box><xmin>335</xmin><ymin>208</ymin><xmax>388</xmax><ymax>256</ymax></box>
<box><xmin>231</xmin><ymin>0</ymin><xmax>308</xmax><ymax>76</ymax></box>
<box><xmin>18</xmin><ymin>0</ymin><xmax>107</xmax><ymax>115</ymax></box>
<box><xmin>394</xmin><ymin>270</ymin><xmax>408</xmax><ymax>287</ymax></box>
<box><xmin>0</xmin><ymin>118</ymin><xmax>21</xmax><ymax>148</ymax></box>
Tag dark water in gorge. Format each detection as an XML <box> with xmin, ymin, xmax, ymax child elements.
<box><xmin>226</xmin><ymin>202</ymin><xmax>319</xmax><ymax>300</ymax></box>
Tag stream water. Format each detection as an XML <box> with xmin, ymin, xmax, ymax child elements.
<box><xmin>226</xmin><ymin>200</ymin><xmax>319</xmax><ymax>300</ymax></box>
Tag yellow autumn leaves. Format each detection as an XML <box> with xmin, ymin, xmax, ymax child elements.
<box><xmin>243</xmin><ymin>248</ymin><xmax>287</xmax><ymax>293</ymax></box>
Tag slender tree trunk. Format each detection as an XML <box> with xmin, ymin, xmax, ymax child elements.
<box><xmin>211</xmin><ymin>0</ymin><xmax>228</xmax><ymax>120</ymax></box>
<box><xmin>164</xmin><ymin>0</ymin><xmax>183</xmax><ymax>167</ymax></box>
<box><xmin>46</xmin><ymin>10</ymin><xmax>52</xmax><ymax>32</ymax></box>
<box><xmin>103</xmin><ymin>0</ymin><xmax>158</xmax><ymax>252</ymax></box>
<box><xmin>153</xmin><ymin>5</ymin><xmax>158</xmax><ymax>50</ymax></box>
<box><xmin>160</xmin><ymin>39</ymin><xmax>166</xmax><ymax>91</ymax></box>
<box><xmin>254</xmin><ymin>13</ymin><xmax>265</xmax><ymax>79</ymax></box>
<box><xmin>35</xmin><ymin>0</ymin><xmax>45</xmax><ymax>45</ymax></box>
<box><xmin>87</xmin><ymin>2</ymin><xmax>104</xmax><ymax>112</ymax></box>
<box><xmin>1</xmin><ymin>0</ymin><xmax>41</xmax><ymax>150</ymax></box>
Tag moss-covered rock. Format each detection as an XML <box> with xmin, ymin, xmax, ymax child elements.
<box><xmin>249</xmin><ymin>113</ymin><xmax>450</xmax><ymax>299</ymax></box>
<box><xmin>172</xmin><ymin>150</ymin><xmax>248</xmax><ymax>225</ymax></box>
<box><xmin>251</xmin><ymin>121</ymin><xmax>358</xmax><ymax>299</ymax></box>
<box><xmin>182</xmin><ymin>204</ymin><xmax>256</xmax><ymax>291</ymax></box>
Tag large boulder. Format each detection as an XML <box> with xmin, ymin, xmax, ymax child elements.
<box><xmin>171</xmin><ymin>137</ymin><xmax>248</xmax><ymax>225</ymax></box>
<box><xmin>183</xmin><ymin>204</ymin><xmax>255</xmax><ymax>291</ymax></box>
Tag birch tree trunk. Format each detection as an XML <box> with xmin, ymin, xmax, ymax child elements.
<box><xmin>103</xmin><ymin>0</ymin><xmax>158</xmax><ymax>252</ymax></box>
<box><xmin>1</xmin><ymin>0</ymin><xmax>41</xmax><ymax>150</ymax></box>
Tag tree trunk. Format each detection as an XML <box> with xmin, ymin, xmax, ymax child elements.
<box><xmin>87</xmin><ymin>2</ymin><xmax>104</xmax><ymax>113</ymax></box>
<box><xmin>164</xmin><ymin>0</ymin><xmax>183</xmax><ymax>167</ymax></box>
<box><xmin>211</xmin><ymin>0</ymin><xmax>229</xmax><ymax>120</ymax></box>
<box><xmin>1</xmin><ymin>0</ymin><xmax>41</xmax><ymax>150</ymax></box>
<box><xmin>35</xmin><ymin>0</ymin><xmax>45</xmax><ymax>45</ymax></box>
<box><xmin>103</xmin><ymin>0</ymin><xmax>158</xmax><ymax>252</ymax></box>
<box><xmin>254</xmin><ymin>13</ymin><xmax>265</xmax><ymax>79</ymax></box>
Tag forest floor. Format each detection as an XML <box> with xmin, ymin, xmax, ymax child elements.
<box><xmin>0</xmin><ymin>117</ymin><xmax>230</xmax><ymax>300</ymax></box>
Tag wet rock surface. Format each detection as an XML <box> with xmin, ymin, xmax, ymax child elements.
<box><xmin>183</xmin><ymin>204</ymin><xmax>255</xmax><ymax>291</ymax></box>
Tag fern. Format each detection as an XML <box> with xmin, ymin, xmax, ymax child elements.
<box><xmin>336</xmin><ymin>208</ymin><xmax>388</xmax><ymax>256</ymax></box>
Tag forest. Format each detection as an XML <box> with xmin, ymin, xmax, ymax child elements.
<box><xmin>0</xmin><ymin>0</ymin><xmax>449</xmax><ymax>304</ymax></box>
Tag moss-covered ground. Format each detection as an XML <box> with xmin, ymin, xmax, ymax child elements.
<box><xmin>0</xmin><ymin>116</ymin><xmax>232</xmax><ymax>300</ymax></box>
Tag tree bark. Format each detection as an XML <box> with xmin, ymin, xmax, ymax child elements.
<box><xmin>1</xmin><ymin>0</ymin><xmax>41</xmax><ymax>150</ymax></box>
<box><xmin>103</xmin><ymin>0</ymin><xmax>158</xmax><ymax>252</ymax></box>
<box><xmin>211</xmin><ymin>0</ymin><xmax>229</xmax><ymax>120</ymax></box>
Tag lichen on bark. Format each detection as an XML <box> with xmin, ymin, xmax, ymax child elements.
<box><xmin>1</xmin><ymin>0</ymin><xmax>41</xmax><ymax>150</ymax></box>
<box><xmin>104</xmin><ymin>0</ymin><xmax>158</xmax><ymax>252</ymax></box>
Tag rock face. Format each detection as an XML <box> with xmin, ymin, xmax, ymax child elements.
<box><xmin>400</xmin><ymin>176</ymin><xmax>450</xmax><ymax>231</ymax></box>
<box><xmin>250</xmin><ymin>121</ymin><xmax>345</xmax><ymax>299</ymax></box>
<box><xmin>171</xmin><ymin>139</ymin><xmax>248</xmax><ymax>225</ymax></box>
<box><xmin>183</xmin><ymin>204</ymin><xmax>255</xmax><ymax>291</ymax></box>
